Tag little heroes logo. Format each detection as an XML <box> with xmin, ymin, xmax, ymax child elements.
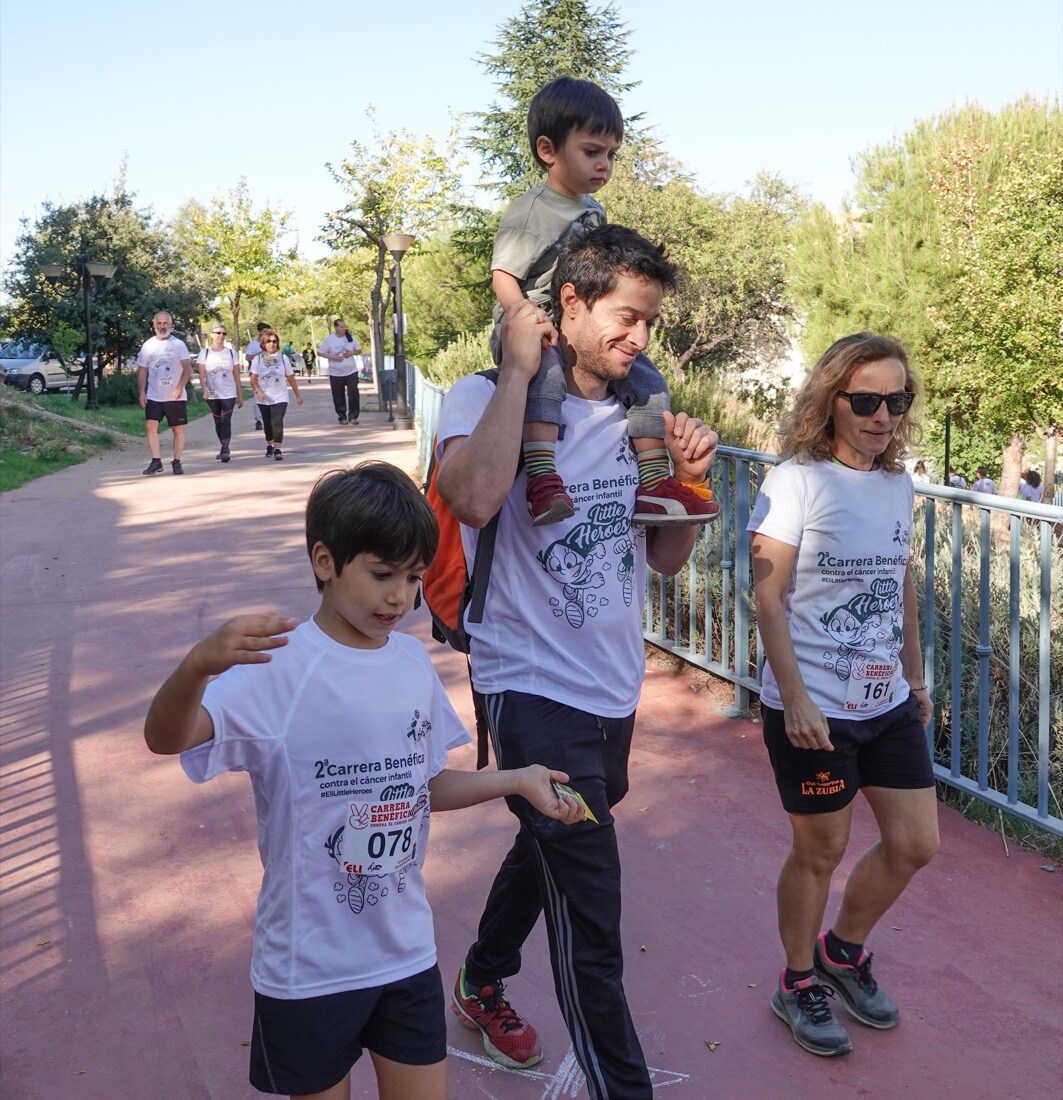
<box><xmin>801</xmin><ymin>771</ymin><xmax>846</xmax><ymax>797</ymax></box>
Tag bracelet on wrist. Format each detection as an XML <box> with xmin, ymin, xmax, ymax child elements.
<box><xmin>909</xmin><ymin>683</ymin><xmax>927</xmax><ymax>691</ymax></box>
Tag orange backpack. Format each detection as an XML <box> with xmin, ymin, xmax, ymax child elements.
<box><xmin>420</xmin><ymin>370</ymin><xmax>511</xmax><ymax>766</ymax></box>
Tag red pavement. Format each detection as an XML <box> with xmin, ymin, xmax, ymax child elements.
<box><xmin>1</xmin><ymin>382</ymin><xmax>1060</xmax><ymax>1099</ymax></box>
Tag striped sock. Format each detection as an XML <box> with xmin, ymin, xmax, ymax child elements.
<box><xmin>636</xmin><ymin>447</ymin><xmax>671</xmax><ymax>491</ymax></box>
<box><xmin>523</xmin><ymin>440</ymin><xmax>558</xmax><ymax>478</ymax></box>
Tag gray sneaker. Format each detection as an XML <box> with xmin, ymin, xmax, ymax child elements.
<box><xmin>771</xmin><ymin>972</ymin><xmax>853</xmax><ymax>1056</ymax></box>
<box><xmin>814</xmin><ymin>935</ymin><xmax>900</xmax><ymax>1029</ymax></box>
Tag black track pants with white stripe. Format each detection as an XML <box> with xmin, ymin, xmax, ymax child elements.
<box><xmin>464</xmin><ymin>690</ymin><xmax>651</xmax><ymax>1100</ymax></box>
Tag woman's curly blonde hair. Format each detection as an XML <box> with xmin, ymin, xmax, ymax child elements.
<box><xmin>777</xmin><ymin>332</ymin><xmax>922</xmax><ymax>474</ymax></box>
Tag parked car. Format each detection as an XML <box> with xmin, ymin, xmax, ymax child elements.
<box><xmin>0</xmin><ymin>343</ymin><xmax>80</xmax><ymax>394</ymax></box>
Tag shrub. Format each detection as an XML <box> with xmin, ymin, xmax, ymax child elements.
<box><xmin>421</xmin><ymin>326</ymin><xmax>492</xmax><ymax>388</ymax></box>
<box><xmin>95</xmin><ymin>372</ymin><xmax>141</xmax><ymax>406</ymax></box>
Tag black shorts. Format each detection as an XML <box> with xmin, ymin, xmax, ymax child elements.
<box><xmin>248</xmin><ymin>965</ymin><xmax>445</xmax><ymax>1095</ymax></box>
<box><xmin>144</xmin><ymin>399</ymin><xmax>188</xmax><ymax>426</ymax></box>
<box><xmin>762</xmin><ymin>693</ymin><xmax>934</xmax><ymax>815</ymax></box>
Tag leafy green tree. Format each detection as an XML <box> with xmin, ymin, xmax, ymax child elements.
<box><xmin>609</xmin><ymin>162</ymin><xmax>801</xmax><ymax>374</ymax></box>
<box><xmin>321</xmin><ymin>117</ymin><xmax>466</xmax><ymax>374</ymax></box>
<box><xmin>173</xmin><ymin>181</ymin><xmax>293</xmax><ymax>355</ymax></box>
<box><xmin>470</xmin><ymin>0</ymin><xmax>639</xmax><ymax>201</ymax></box>
<box><xmin>2</xmin><ymin>182</ymin><xmax>208</xmax><ymax>370</ymax></box>
<box><xmin>929</xmin><ymin>123</ymin><xmax>1063</xmax><ymax>497</ymax></box>
<box><xmin>790</xmin><ymin>97</ymin><xmax>1062</xmax><ymax>485</ymax></box>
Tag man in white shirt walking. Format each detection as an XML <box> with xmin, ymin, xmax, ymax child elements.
<box><xmin>136</xmin><ymin>311</ymin><xmax>192</xmax><ymax>475</ymax></box>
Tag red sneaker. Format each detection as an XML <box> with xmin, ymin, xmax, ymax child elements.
<box><xmin>526</xmin><ymin>472</ymin><xmax>575</xmax><ymax>527</ymax></box>
<box><xmin>451</xmin><ymin>966</ymin><xmax>543</xmax><ymax>1069</ymax></box>
<box><xmin>632</xmin><ymin>475</ymin><xmax>720</xmax><ymax>525</ymax></box>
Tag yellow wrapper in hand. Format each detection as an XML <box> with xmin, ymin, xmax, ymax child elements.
<box><xmin>551</xmin><ymin>780</ymin><xmax>599</xmax><ymax>824</ymax></box>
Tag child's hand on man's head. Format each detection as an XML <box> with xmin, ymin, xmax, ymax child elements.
<box><xmin>188</xmin><ymin>614</ymin><xmax>298</xmax><ymax>677</ymax></box>
<box><xmin>518</xmin><ymin>766</ymin><xmax>587</xmax><ymax>825</ymax></box>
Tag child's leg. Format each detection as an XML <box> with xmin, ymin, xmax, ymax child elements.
<box><xmin>522</xmin><ymin>347</ymin><xmax>574</xmax><ymax>526</ymax></box>
<box><xmin>615</xmin><ymin>354</ymin><xmax>719</xmax><ymax>526</ymax></box>
<box><xmin>369</xmin><ymin>1052</ymin><xmax>446</xmax><ymax>1100</ymax></box>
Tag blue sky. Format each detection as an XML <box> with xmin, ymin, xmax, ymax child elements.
<box><xmin>1</xmin><ymin>0</ymin><xmax>1059</xmax><ymax>270</ymax></box>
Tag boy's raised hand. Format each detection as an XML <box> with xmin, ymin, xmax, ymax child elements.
<box><xmin>188</xmin><ymin>613</ymin><xmax>298</xmax><ymax>677</ymax></box>
<box><xmin>517</xmin><ymin>766</ymin><xmax>588</xmax><ymax>825</ymax></box>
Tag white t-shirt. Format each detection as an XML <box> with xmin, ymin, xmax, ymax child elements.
<box><xmin>747</xmin><ymin>459</ymin><xmax>915</xmax><ymax>719</ymax></box>
<box><xmin>318</xmin><ymin>333</ymin><xmax>362</xmax><ymax>377</ymax></box>
<box><xmin>251</xmin><ymin>353</ymin><xmax>294</xmax><ymax>404</ymax></box>
<box><xmin>437</xmin><ymin>373</ymin><xmax>648</xmax><ymax>717</ymax></box>
<box><xmin>181</xmin><ymin>620</ymin><xmax>470</xmax><ymax>999</ymax></box>
<box><xmin>137</xmin><ymin>336</ymin><xmax>191</xmax><ymax>402</ymax></box>
<box><xmin>245</xmin><ymin>339</ymin><xmax>262</xmax><ymax>365</ymax></box>
<box><xmin>948</xmin><ymin>474</ymin><xmax>968</xmax><ymax>489</ymax></box>
<box><xmin>972</xmin><ymin>477</ymin><xmax>996</xmax><ymax>495</ymax></box>
<box><xmin>1018</xmin><ymin>480</ymin><xmax>1043</xmax><ymax>503</ymax></box>
<box><xmin>196</xmin><ymin>347</ymin><xmax>239</xmax><ymax>400</ymax></box>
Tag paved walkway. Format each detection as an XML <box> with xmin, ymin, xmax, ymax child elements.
<box><xmin>1</xmin><ymin>382</ymin><xmax>1060</xmax><ymax>1099</ymax></box>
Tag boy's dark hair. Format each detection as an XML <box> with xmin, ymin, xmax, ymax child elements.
<box><xmin>550</xmin><ymin>224</ymin><xmax>677</xmax><ymax>312</ymax></box>
<box><xmin>256</xmin><ymin>322</ymin><xmax>270</xmax><ymax>332</ymax></box>
<box><xmin>528</xmin><ymin>77</ymin><xmax>624</xmax><ymax>170</ymax></box>
<box><xmin>305</xmin><ymin>462</ymin><xmax>439</xmax><ymax>591</ymax></box>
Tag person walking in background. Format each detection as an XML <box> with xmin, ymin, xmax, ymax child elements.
<box><xmin>972</xmin><ymin>466</ymin><xmax>996</xmax><ymax>494</ymax></box>
<box><xmin>318</xmin><ymin>318</ymin><xmax>362</xmax><ymax>425</ymax></box>
<box><xmin>303</xmin><ymin>343</ymin><xmax>316</xmax><ymax>378</ymax></box>
<box><xmin>911</xmin><ymin>460</ymin><xmax>930</xmax><ymax>484</ymax></box>
<box><xmin>1018</xmin><ymin>470</ymin><xmax>1043</xmax><ymax>503</ymax></box>
<box><xmin>196</xmin><ymin>323</ymin><xmax>243</xmax><ymax>463</ymax></box>
<box><xmin>245</xmin><ymin>323</ymin><xmax>270</xmax><ymax>431</ymax></box>
<box><xmin>250</xmin><ymin>329</ymin><xmax>303</xmax><ymax>462</ymax></box>
<box><xmin>136</xmin><ymin>311</ymin><xmax>192</xmax><ymax>476</ymax></box>
<box><xmin>749</xmin><ymin>332</ymin><xmax>938</xmax><ymax>1059</ymax></box>
<box><xmin>947</xmin><ymin>467</ymin><xmax>968</xmax><ymax>489</ymax></box>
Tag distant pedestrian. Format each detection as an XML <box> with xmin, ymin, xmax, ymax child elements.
<box><xmin>196</xmin><ymin>323</ymin><xmax>243</xmax><ymax>463</ymax></box>
<box><xmin>972</xmin><ymin>467</ymin><xmax>996</xmax><ymax>495</ymax></box>
<box><xmin>911</xmin><ymin>461</ymin><xmax>930</xmax><ymax>484</ymax></box>
<box><xmin>303</xmin><ymin>344</ymin><xmax>316</xmax><ymax>377</ymax></box>
<box><xmin>245</xmin><ymin>323</ymin><xmax>270</xmax><ymax>431</ymax></box>
<box><xmin>1018</xmin><ymin>470</ymin><xmax>1043</xmax><ymax>503</ymax></box>
<box><xmin>136</xmin><ymin>311</ymin><xmax>192</xmax><ymax>476</ymax></box>
<box><xmin>250</xmin><ymin>329</ymin><xmax>303</xmax><ymax>462</ymax></box>
<box><xmin>318</xmin><ymin>318</ymin><xmax>362</xmax><ymax>425</ymax></box>
<box><xmin>947</xmin><ymin>468</ymin><xmax>967</xmax><ymax>489</ymax></box>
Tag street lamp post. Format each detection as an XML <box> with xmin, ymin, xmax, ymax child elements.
<box><xmin>41</xmin><ymin>237</ymin><xmax>117</xmax><ymax>410</ymax></box>
<box><xmin>382</xmin><ymin>232</ymin><xmax>415</xmax><ymax>431</ymax></box>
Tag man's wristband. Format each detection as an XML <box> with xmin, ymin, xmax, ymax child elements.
<box><xmin>909</xmin><ymin>682</ymin><xmax>927</xmax><ymax>691</ymax></box>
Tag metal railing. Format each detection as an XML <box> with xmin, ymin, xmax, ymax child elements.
<box><xmin>413</xmin><ymin>369</ymin><xmax>1062</xmax><ymax>838</ymax></box>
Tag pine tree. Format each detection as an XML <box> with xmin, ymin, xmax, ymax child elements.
<box><xmin>470</xmin><ymin>0</ymin><xmax>639</xmax><ymax>200</ymax></box>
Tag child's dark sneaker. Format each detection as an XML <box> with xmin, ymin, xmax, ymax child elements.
<box><xmin>219</xmin><ymin>444</ymin><xmax>231</xmax><ymax>463</ymax></box>
<box><xmin>265</xmin><ymin>445</ymin><xmax>275</xmax><ymax>458</ymax></box>
<box><xmin>771</xmin><ymin>971</ymin><xmax>853</xmax><ymax>1056</ymax></box>
<box><xmin>632</xmin><ymin>476</ymin><xmax>720</xmax><ymax>525</ymax></box>
<box><xmin>171</xmin><ymin>459</ymin><xmax>184</xmax><ymax>475</ymax></box>
<box><xmin>814</xmin><ymin>934</ymin><xmax>899</xmax><ymax>1029</ymax></box>
<box><xmin>274</xmin><ymin>448</ymin><xmax>283</xmax><ymax>461</ymax></box>
<box><xmin>451</xmin><ymin>966</ymin><xmax>543</xmax><ymax>1069</ymax></box>
<box><xmin>526</xmin><ymin>472</ymin><xmax>575</xmax><ymax>526</ymax></box>
<box><xmin>142</xmin><ymin>458</ymin><xmax>164</xmax><ymax>476</ymax></box>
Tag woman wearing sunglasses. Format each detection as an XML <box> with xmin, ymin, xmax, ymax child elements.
<box><xmin>748</xmin><ymin>333</ymin><xmax>938</xmax><ymax>1059</ymax></box>
<box><xmin>196</xmin><ymin>325</ymin><xmax>243</xmax><ymax>462</ymax></box>
<box><xmin>249</xmin><ymin>330</ymin><xmax>303</xmax><ymax>461</ymax></box>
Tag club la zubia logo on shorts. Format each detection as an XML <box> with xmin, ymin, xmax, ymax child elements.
<box><xmin>800</xmin><ymin>771</ymin><xmax>846</xmax><ymax>797</ymax></box>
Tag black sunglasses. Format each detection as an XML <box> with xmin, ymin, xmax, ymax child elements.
<box><xmin>212</xmin><ymin>330</ymin><xmax>227</xmax><ymax>335</ymax></box>
<box><xmin>837</xmin><ymin>390</ymin><xmax>915</xmax><ymax>416</ymax></box>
